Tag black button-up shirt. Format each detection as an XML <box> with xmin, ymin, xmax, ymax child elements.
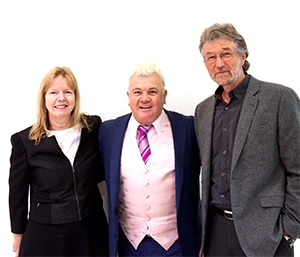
<box><xmin>210</xmin><ymin>74</ymin><xmax>250</xmax><ymax>210</ymax></box>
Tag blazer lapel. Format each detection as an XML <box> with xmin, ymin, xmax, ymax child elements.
<box><xmin>231</xmin><ymin>79</ymin><xmax>259</xmax><ymax>172</ymax></box>
<box><xmin>200</xmin><ymin>98</ymin><xmax>216</xmax><ymax>168</ymax></box>
<box><xmin>109</xmin><ymin>116</ymin><xmax>131</xmax><ymax>204</ymax></box>
<box><xmin>196</xmin><ymin>97</ymin><xmax>216</xmax><ymax>203</ymax></box>
<box><xmin>166</xmin><ymin>111</ymin><xmax>185</xmax><ymax>212</ymax></box>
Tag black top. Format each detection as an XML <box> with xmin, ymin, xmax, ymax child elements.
<box><xmin>210</xmin><ymin>75</ymin><xmax>250</xmax><ymax>210</ymax></box>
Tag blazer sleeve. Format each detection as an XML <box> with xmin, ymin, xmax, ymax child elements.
<box><xmin>279</xmin><ymin>87</ymin><xmax>300</xmax><ymax>239</ymax></box>
<box><xmin>9</xmin><ymin>132</ymin><xmax>31</xmax><ymax>234</ymax></box>
<box><xmin>85</xmin><ymin>114</ymin><xmax>104</xmax><ymax>183</ymax></box>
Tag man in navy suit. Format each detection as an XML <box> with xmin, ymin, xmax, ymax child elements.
<box><xmin>99</xmin><ymin>63</ymin><xmax>201</xmax><ymax>257</ymax></box>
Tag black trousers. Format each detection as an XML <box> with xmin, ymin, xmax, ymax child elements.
<box><xmin>205</xmin><ymin>207</ymin><xmax>294</xmax><ymax>257</ymax></box>
<box><xmin>19</xmin><ymin>212</ymin><xmax>109</xmax><ymax>257</ymax></box>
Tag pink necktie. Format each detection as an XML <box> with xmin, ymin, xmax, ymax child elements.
<box><xmin>137</xmin><ymin>125</ymin><xmax>152</xmax><ymax>163</ymax></box>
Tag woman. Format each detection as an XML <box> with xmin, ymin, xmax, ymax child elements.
<box><xmin>9</xmin><ymin>66</ymin><xmax>108</xmax><ymax>256</ymax></box>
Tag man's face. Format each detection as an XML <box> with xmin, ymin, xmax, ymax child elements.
<box><xmin>203</xmin><ymin>38</ymin><xmax>246</xmax><ymax>89</ymax></box>
<box><xmin>127</xmin><ymin>74</ymin><xmax>167</xmax><ymax>125</ymax></box>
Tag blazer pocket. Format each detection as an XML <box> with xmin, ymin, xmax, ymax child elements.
<box><xmin>35</xmin><ymin>198</ymin><xmax>61</xmax><ymax>207</ymax></box>
<box><xmin>260</xmin><ymin>196</ymin><xmax>284</xmax><ymax>208</ymax></box>
<box><xmin>250</xmin><ymin>124</ymin><xmax>271</xmax><ymax>135</ymax></box>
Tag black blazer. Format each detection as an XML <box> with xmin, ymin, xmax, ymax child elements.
<box><xmin>9</xmin><ymin>115</ymin><xmax>105</xmax><ymax>234</ymax></box>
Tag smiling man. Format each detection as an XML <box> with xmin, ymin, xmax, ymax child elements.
<box><xmin>194</xmin><ymin>23</ymin><xmax>300</xmax><ymax>257</ymax></box>
<box><xmin>99</xmin><ymin>62</ymin><xmax>202</xmax><ymax>257</ymax></box>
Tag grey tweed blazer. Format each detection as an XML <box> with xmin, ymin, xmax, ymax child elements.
<box><xmin>194</xmin><ymin>75</ymin><xmax>300</xmax><ymax>256</ymax></box>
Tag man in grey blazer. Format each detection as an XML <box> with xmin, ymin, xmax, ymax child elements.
<box><xmin>194</xmin><ymin>23</ymin><xmax>300</xmax><ymax>256</ymax></box>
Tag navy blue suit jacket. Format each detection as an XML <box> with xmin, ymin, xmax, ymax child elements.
<box><xmin>99</xmin><ymin>109</ymin><xmax>201</xmax><ymax>257</ymax></box>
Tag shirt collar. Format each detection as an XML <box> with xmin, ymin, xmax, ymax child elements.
<box><xmin>214</xmin><ymin>74</ymin><xmax>250</xmax><ymax>101</ymax></box>
<box><xmin>128</xmin><ymin>109</ymin><xmax>166</xmax><ymax>137</ymax></box>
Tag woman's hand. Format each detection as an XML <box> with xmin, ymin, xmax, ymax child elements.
<box><xmin>12</xmin><ymin>233</ymin><xmax>23</xmax><ymax>257</ymax></box>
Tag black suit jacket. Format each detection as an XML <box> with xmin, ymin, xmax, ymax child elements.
<box><xmin>9</xmin><ymin>115</ymin><xmax>105</xmax><ymax>233</ymax></box>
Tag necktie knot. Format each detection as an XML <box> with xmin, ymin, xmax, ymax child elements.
<box><xmin>138</xmin><ymin>125</ymin><xmax>152</xmax><ymax>139</ymax></box>
<box><xmin>137</xmin><ymin>125</ymin><xmax>152</xmax><ymax>163</ymax></box>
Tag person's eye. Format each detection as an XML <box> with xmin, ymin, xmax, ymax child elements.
<box><xmin>65</xmin><ymin>90</ymin><xmax>73</xmax><ymax>95</ymax></box>
<box><xmin>133</xmin><ymin>90</ymin><xmax>141</xmax><ymax>95</ymax></box>
<box><xmin>222</xmin><ymin>52</ymin><xmax>232</xmax><ymax>59</ymax></box>
<box><xmin>149</xmin><ymin>90</ymin><xmax>158</xmax><ymax>95</ymax></box>
<box><xmin>207</xmin><ymin>56</ymin><xmax>216</xmax><ymax>62</ymax></box>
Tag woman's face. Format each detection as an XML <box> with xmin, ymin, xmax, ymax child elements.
<box><xmin>45</xmin><ymin>75</ymin><xmax>75</xmax><ymax>127</ymax></box>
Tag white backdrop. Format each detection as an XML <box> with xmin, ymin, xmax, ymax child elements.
<box><xmin>0</xmin><ymin>1</ymin><xmax>299</xmax><ymax>255</ymax></box>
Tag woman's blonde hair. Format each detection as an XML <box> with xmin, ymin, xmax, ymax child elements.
<box><xmin>29</xmin><ymin>66</ymin><xmax>89</xmax><ymax>144</ymax></box>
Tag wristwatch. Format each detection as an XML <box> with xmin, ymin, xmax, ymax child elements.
<box><xmin>284</xmin><ymin>236</ymin><xmax>296</xmax><ymax>249</ymax></box>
